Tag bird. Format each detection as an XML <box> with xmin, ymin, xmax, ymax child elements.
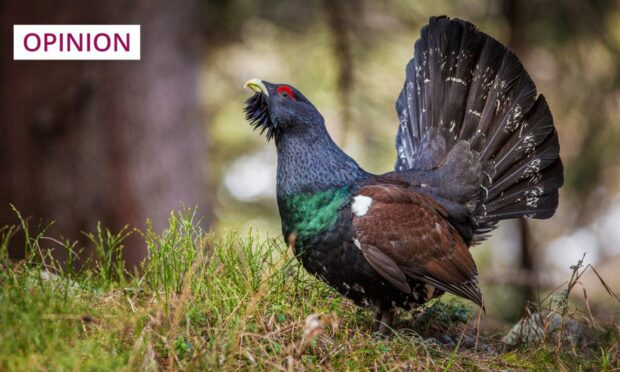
<box><xmin>243</xmin><ymin>16</ymin><xmax>563</xmax><ymax>334</ymax></box>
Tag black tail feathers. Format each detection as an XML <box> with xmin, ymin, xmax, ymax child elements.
<box><xmin>394</xmin><ymin>16</ymin><xmax>563</xmax><ymax>238</ymax></box>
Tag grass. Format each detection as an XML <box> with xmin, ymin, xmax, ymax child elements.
<box><xmin>0</xmin><ymin>208</ymin><xmax>619</xmax><ymax>370</ymax></box>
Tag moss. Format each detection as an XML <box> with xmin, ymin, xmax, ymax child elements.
<box><xmin>1</xmin><ymin>208</ymin><xmax>618</xmax><ymax>370</ymax></box>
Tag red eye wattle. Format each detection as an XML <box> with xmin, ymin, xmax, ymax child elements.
<box><xmin>276</xmin><ymin>85</ymin><xmax>296</xmax><ymax>100</ymax></box>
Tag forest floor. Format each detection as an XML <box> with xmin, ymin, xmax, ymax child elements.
<box><xmin>1</xmin><ymin>209</ymin><xmax>619</xmax><ymax>371</ymax></box>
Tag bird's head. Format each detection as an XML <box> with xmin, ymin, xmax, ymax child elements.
<box><xmin>244</xmin><ymin>79</ymin><xmax>323</xmax><ymax>142</ymax></box>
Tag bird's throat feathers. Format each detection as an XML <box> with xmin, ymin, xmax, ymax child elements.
<box><xmin>275</xmin><ymin>128</ymin><xmax>369</xmax><ymax>197</ymax></box>
<box><xmin>273</xmin><ymin>114</ymin><xmax>370</xmax><ymax>244</ymax></box>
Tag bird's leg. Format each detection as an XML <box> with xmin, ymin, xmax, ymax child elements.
<box><xmin>371</xmin><ymin>305</ymin><xmax>394</xmax><ymax>335</ymax></box>
<box><xmin>371</xmin><ymin>307</ymin><xmax>383</xmax><ymax>333</ymax></box>
<box><xmin>377</xmin><ymin>308</ymin><xmax>394</xmax><ymax>335</ymax></box>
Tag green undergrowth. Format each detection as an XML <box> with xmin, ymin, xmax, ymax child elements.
<box><xmin>0</xmin><ymin>208</ymin><xmax>618</xmax><ymax>370</ymax></box>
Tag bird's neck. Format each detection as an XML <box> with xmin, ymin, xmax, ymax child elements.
<box><xmin>275</xmin><ymin>131</ymin><xmax>370</xmax><ymax>198</ymax></box>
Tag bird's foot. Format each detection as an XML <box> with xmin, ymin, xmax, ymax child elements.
<box><xmin>371</xmin><ymin>307</ymin><xmax>394</xmax><ymax>335</ymax></box>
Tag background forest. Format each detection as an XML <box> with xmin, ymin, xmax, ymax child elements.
<box><xmin>1</xmin><ymin>0</ymin><xmax>620</xmax><ymax>369</ymax></box>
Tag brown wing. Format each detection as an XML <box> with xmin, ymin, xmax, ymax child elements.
<box><xmin>352</xmin><ymin>183</ymin><xmax>483</xmax><ymax>307</ymax></box>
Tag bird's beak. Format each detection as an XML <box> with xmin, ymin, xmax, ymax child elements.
<box><xmin>244</xmin><ymin>79</ymin><xmax>269</xmax><ymax>96</ymax></box>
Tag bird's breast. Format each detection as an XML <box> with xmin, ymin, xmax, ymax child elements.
<box><xmin>278</xmin><ymin>187</ymin><xmax>351</xmax><ymax>249</ymax></box>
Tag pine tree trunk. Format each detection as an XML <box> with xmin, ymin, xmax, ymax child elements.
<box><xmin>323</xmin><ymin>0</ymin><xmax>354</xmax><ymax>147</ymax></box>
<box><xmin>502</xmin><ymin>0</ymin><xmax>537</xmax><ymax>306</ymax></box>
<box><xmin>0</xmin><ymin>0</ymin><xmax>209</xmax><ymax>268</ymax></box>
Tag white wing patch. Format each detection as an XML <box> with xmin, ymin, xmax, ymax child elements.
<box><xmin>352</xmin><ymin>195</ymin><xmax>373</xmax><ymax>217</ymax></box>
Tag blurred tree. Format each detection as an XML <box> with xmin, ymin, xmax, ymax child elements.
<box><xmin>0</xmin><ymin>0</ymin><xmax>210</xmax><ymax>268</ymax></box>
<box><xmin>498</xmin><ymin>0</ymin><xmax>620</xmax><ymax>310</ymax></box>
<box><xmin>501</xmin><ymin>0</ymin><xmax>537</xmax><ymax>309</ymax></box>
<box><xmin>323</xmin><ymin>0</ymin><xmax>354</xmax><ymax>146</ymax></box>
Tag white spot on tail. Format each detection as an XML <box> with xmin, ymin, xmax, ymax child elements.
<box><xmin>398</xmin><ymin>145</ymin><xmax>406</xmax><ymax>160</ymax></box>
<box><xmin>525</xmin><ymin>186</ymin><xmax>545</xmax><ymax>208</ymax></box>
<box><xmin>352</xmin><ymin>195</ymin><xmax>372</xmax><ymax>216</ymax></box>
<box><xmin>446</xmin><ymin>76</ymin><xmax>467</xmax><ymax>86</ymax></box>
<box><xmin>520</xmin><ymin>134</ymin><xmax>536</xmax><ymax>154</ymax></box>
<box><xmin>449</xmin><ymin>120</ymin><xmax>456</xmax><ymax>133</ymax></box>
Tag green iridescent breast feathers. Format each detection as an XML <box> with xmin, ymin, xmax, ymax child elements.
<box><xmin>280</xmin><ymin>187</ymin><xmax>350</xmax><ymax>243</ymax></box>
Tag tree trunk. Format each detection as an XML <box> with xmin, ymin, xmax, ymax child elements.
<box><xmin>502</xmin><ymin>0</ymin><xmax>537</xmax><ymax>306</ymax></box>
<box><xmin>323</xmin><ymin>0</ymin><xmax>354</xmax><ymax>147</ymax></box>
<box><xmin>0</xmin><ymin>0</ymin><xmax>209</xmax><ymax>268</ymax></box>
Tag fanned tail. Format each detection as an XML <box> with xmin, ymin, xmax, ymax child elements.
<box><xmin>394</xmin><ymin>16</ymin><xmax>563</xmax><ymax>238</ymax></box>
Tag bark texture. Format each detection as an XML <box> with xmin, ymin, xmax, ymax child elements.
<box><xmin>0</xmin><ymin>0</ymin><xmax>209</xmax><ymax>267</ymax></box>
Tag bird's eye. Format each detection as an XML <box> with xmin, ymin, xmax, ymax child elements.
<box><xmin>276</xmin><ymin>85</ymin><xmax>296</xmax><ymax>100</ymax></box>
